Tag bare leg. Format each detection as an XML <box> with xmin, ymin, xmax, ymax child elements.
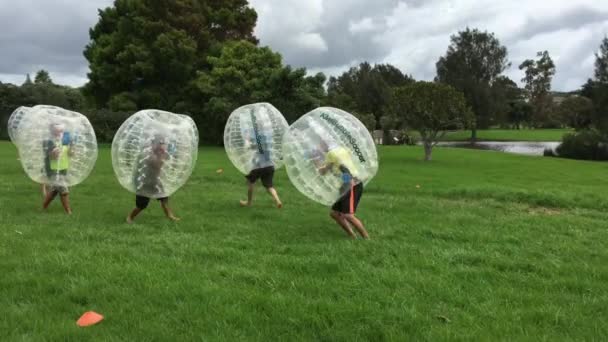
<box><xmin>126</xmin><ymin>208</ymin><xmax>143</xmax><ymax>224</ymax></box>
<box><xmin>240</xmin><ymin>182</ymin><xmax>255</xmax><ymax>207</ymax></box>
<box><xmin>59</xmin><ymin>194</ymin><xmax>72</xmax><ymax>215</ymax></box>
<box><xmin>160</xmin><ymin>200</ymin><xmax>180</xmax><ymax>221</ymax></box>
<box><xmin>330</xmin><ymin>211</ymin><xmax>356</xmax><ymax>239</ymax></box>
<box><xmin>43</xmin><ymin>191</ymin><xmax>58</xmax><ymax>210</ymax></box>
<box><xmin>41</xmin><ymin>184</ymin><xmax>47</xmax><ymax>197</ymax></box>
<box><xmin>344</xmin><ymin>214</ymin><xmax>369</xmax><ymax>239</ymax></box>
<box><xmin>266</xmin><ymin>187</ymin><xmax>282</xmax><ymax>208</ymax></box>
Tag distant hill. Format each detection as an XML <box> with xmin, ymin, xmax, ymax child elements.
<box><xmin>551</xmin><ymin>90</ymin><xmax>579</xmax><ymax>97</ymax></box>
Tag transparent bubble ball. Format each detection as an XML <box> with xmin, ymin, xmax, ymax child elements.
<box><xmin>112</xmin><ymin>110</ymin><xmax>199</xmax><ymax>198</ymax></box>
<box><xmin>223</xmin><ymin>103</ymin><xmax>288</xmax><ymax>175</ymax></box>
<box><xmin>282</xmin><ymin>107</ymin><xmax>379</xmax><ymax>206</ymax></box>
<box><xmin>15</xmin><ymin>105</ymin><xmax>98</xmax><ymax>187</ymax></box>
<box><xmin>7</xmin><ymin>106</ymin><xmax>32</xmax><ymax>144</ymax></box>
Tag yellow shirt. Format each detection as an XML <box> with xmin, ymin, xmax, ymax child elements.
<box><xmin>50</xmin><ymin>144</ymin><xmax>70</xmax><ymax>171</ymax></box>
<box><xmin>325</xmin><ymin>147</ymin><xmax>359</xmax><ymax>179</ymax></box>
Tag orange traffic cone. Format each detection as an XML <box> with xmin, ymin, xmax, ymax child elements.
<box><xmin>77</xmin><ymin>311</ymin><xmax>104</xmax><ymax>327</ymax></box>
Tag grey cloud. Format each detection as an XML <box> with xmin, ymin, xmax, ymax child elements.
<box><xmin>512</xmin><ymin>6</ymin><xmax>608</xmax><ymax>42</ymax></box>
<box><xmin>267</xmin><ymin>0</ymin><xmax>402</xmax><ymax>69</ymax></box>
<box><xmin>552</xmin><ymin>30</ymin><xmax>605</xmax><ymax>89</ymax></box>
<box><xmin>0</xmin><ymin>0</ymin><xmax>111</xmax><ymax>82</ymax></box>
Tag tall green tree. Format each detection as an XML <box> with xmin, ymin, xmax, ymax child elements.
<box><xmin>591</xmin><ymin>37</ymin><xmax>608</xmax><ymax>132</ymax></box>
<box><xmin>34</xmin><ymin>70</ymin><xmax>53</xmax><ymax>85</ymax></box>
<box><xmin>490</xmin><ymin>76</ymin><xmax>522</xmax><ymax>127</ymax></box>
<box><xmin>391</xmin><ymin>81</ymin><xmax>472</xmax><ymax>161</ymax></box>
<box><xmin>507</xmin><ymin>101</ymin><xmax>533</xmax><ymax>129</ymax></box>
<box><xmin>519</xmin><ymin>51</ymin><xmax>556</xmax><ymax>127</ymax></box>
<box><xmin>268</xmin><ymin>68</ymin><xmax>326</xmax><ymax>123</ymax></box>
<box><xmin>327</xmin><ymin>62</ymin><xmax>413</xmax><ymax>131</ymax></box>
<box><xmin>557</xmin><ymin>96</ymin><xmax>594</xmax><ymax>130</ymax></box>
<box><xmin>0</xmin><ymin>82</ymin><xmax>27</xmax><ymax>139</ymax></box>
<box><xmin>436</xmin><ymin>28</ymin><xmax>510</xmax><ymax>140</ymax></box>
<box><xmin>595</xmin><ymin>36</ymin><xmax>608</xmax><ymax>83</ymax></box>
<box><xmin>83</xmin><ymin>0</ymin><xmax>258</xmax><ymax>110</ymax></box>
<box><xmin>194</xmin><ymin>41</ymin><xmax>326</xmax><ymax>144</ymax></box>
<box><xmin>22</xmin><ymin>74</ymin><xmax>33</xmax><ymax>86</ymax></box>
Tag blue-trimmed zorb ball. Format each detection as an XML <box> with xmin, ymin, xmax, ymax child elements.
<box><xmin>223</xmin><ymin>103</ymin><xmax>288</xmax><ymax>174</ymax></box>
<box><xmin>15</xmin><ymin>105</ymin><xmax>98</xmax><ymax>187</ymax></box>
<box><xmin>112</xmin><ymin>110</ymin><xmax>199</xmax><ymax>198</ymax></box>
<box><xmin>282</xmin><ymin>107</ymin><xmax>378</xmax><ymax>206</ymax></box>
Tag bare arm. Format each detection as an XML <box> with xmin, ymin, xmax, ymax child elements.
<box><xmin>50</xmin><ymin>147</ymin><xmax>61</xmax><ymax>160</ymax></box>
<box><xmin>318</xmin><ymin>162</ymin><xmax>333</xmax><ymax>175</ymax></box>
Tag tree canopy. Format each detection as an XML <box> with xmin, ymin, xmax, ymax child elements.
<box><xmin>391</xmin><ymin>81</ymin><xmax>472</xmax><ymax>160</ymax></box>
<box><xmin>0</xmin><ymin>72</ymin><xmax>87</xmax><ymax>139</ymax></box>
<box><xmin>83</xmin><ymin>0</ymin><xmax>258</xmax><ymax>110</ymax></box>
<box><xmin>327</xmin><ymin>62</ymin><xmax>414</xmax><ymax>130</ymax></box>
<box><xmin>519</xmin><ymin>51</ymin><xmax>556</xmax><ymax>127</ymax></box>
<box><xmin>34</xmin><ymin>70</ymin><xmax>53</xmax><ymax>85</ymax></box>
<box><xmin>595</xmin><ymin>36</ymin><xmax>608</xmax><ymax>84</ymax></box>
<box><xmin>436</xmin><ymin>28</ymin><xmax>510</xmax><ymax>139</ymax></box>
<box><xmin>193</xmin><ymin>41</ymin><xmax>326</xmax><ymax>143</ymax></box>
<box><xmin>557</xmin><ymin>96</ymin><xmax>594</xmax><ymax>130</ymax></box>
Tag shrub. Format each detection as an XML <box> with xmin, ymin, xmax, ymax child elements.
<box><xmin>554</xmin><ymin>129</ymin><xmax>608</xmax><ymax>161</ymax></box>
<box><xmin>82</xmin><ymin>109</ymin><xmax>131</xmax><ymax>143</ymax></box>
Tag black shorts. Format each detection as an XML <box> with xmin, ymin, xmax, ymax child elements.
<box><xmin>332</xmin><ymin>183</ymin><xmax>364</xmax><ymax>214</ymax></box>
<box><xmin>136</xmin><ymin>195</ymin><xmax>168</xmax><ymax>210</ymax></box>
<box><xmin>245</xmin><ymin>166</ymin><xmax>275</xmax><ymax>188</ymax></box>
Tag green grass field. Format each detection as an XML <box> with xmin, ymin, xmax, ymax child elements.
<box><xmin>440</xmin><ymin>129</ymin><xmax>573</xmax><ymax>142</ymax></box>
<box><xmin>1</xmin><ymin>141</ymin><xmax>607</xmax><ymax>340</ymax></box>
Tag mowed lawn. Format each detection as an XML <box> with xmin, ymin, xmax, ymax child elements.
<box><xmin>1</xmin><ymin>141</ymin><xmax>607</xmax><ymax>340</ymax></box>
<box><xmin>440</xmin><ymin>129</ymin><xmax>573</xmax><ymax>142</ymax></box>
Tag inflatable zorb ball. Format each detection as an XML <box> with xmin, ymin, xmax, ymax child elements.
<box><xmin>7</xmin><ymin>106</ymin><xmax>32</xmax><ymax>145</ymax></box>
<box><xmin>282</xmin><ymin>107</ymin><xmax>378</xmax><ymax>206</ymax></box>
<box><xmin>224</xmin><ymin>103</ymin><xmax>288</xmax><ymax>175</ymax></box>
<box><xmin>16</xmin><ymin>105</ymin><xmax>98</xmax><ymax>187</ymax></box>
<box><xmin>112</xmin><ymin>110</ymin><xmax>199</xmax><ymax>198</ymax></box>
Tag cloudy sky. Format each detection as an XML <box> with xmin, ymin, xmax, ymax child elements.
<box><xmin>1</xmin><ymin>0</ymin><xmax>607</xmax><ymax>91</ymax></box>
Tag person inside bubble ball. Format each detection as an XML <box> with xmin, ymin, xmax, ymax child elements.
<box><xmin>239</xmin><ymin>124</ymin><xmax>283</xmax><ymax>208</ymax></box>
<box><xmin>42</xmin><ymin>123</ymin><xmax>73</xmax><ymax>214</ymax></box>
<box><xmin>317</xmin><ymin>139</ymin><xmax>369</xmax><ymax>239</ymax></box>
<box><xmin>126</xmin><ymin>135</ymin><xmax>180</xmax><ymax>223</ymax></box>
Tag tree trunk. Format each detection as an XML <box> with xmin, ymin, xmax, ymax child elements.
<box><xmin>423</xmin><ymin>141</ymin><xmax>433</xmax><ymax>161</ymax></box>
<box><xmin>383</xmin><ymin>130</ymin><xmax>392</xmax><ymax>146</ymax></box>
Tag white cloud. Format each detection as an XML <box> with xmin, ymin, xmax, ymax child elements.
<box><xmin>349</xmin><ymin>18</ymin><xmax>376</xmax><ymax>34</ymax></box>
<box><xmin>293</xmin><ymin>33</ymin><xmax>328</xmax><ymax>52</ymax></box>
<box><xmin>315</xmin><ymin>0</ymin><xmax>608</xmax><ymax>90</ymax></box>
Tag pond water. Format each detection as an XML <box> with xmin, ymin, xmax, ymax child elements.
<box><xmin>434</xmin><ymin>141</ymin><xmax>560</xmax><ymax>156</ymax></box>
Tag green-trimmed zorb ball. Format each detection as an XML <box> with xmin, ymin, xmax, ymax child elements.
<box><xmin>282</xmin><ymin>107</ymin><xmax>378</xmax><ymax>206</ymax></box>
<box><xmin>112</xmin><ymin>109</ymin><xmax>199</xmax><ymax>198</ymax></box>
<box><xmin>223</xmin><ymin>103</ymin><xmax>288</xmax><ymax>174</ymax></box>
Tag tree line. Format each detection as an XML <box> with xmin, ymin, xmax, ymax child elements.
<box><xmin>1</xmin><ymin>0</ymin><xmax>607</xmax><ymax>160</ymax></box>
